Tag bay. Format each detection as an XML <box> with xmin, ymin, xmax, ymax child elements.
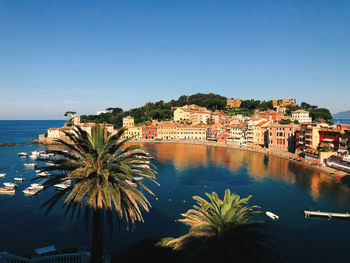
<box><xmin>0</xmin><ymin>121</ymin><xmax>349</xmax><ymax>263</ymax></box>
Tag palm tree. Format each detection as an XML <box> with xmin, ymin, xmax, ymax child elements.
<box><xmin>168</xmin><ymin>189</ymin><xmax>279</xmax><ymax>263</ymax></box>
<box><xmin>36</xmin><ymin>124</ymin><xmax>158</xmax><ymax>263</ymax></box>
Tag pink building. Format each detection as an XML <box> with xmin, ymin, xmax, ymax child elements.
<box><xmin>253</xmin><ymin>120</ymin><xmax>269</xmax><ymax>146</ymax></box>
<box><xmin>268</xmin><ymin>124</ymin><xmax>298</xmax><ymax>152</ymax></box>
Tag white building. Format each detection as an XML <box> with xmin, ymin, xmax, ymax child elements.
<box><xmin>292</xmin><ymin>110</ymin><xmax>312</xmax><ymax>123</ymax></box>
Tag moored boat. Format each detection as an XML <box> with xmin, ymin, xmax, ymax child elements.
<box><xmin>24</xmin><ymin>163</ymin><xmax>37</xmax><ymax>168</ymax></box>
<box><xmin>54</xmin><ymin>180</ymin><xmax>71</xmax><ymax>190</ymax></box>
<box><xmin>0</xmin><ymin>173</ymin><xmax>5</xmax><ymax>177</ymax></box>
<box><xmin>0</xmin><ymin>187</ymin><xmax>15</xmax><ymax>194</ymax></box>
<box><xmin>265</xmin><ymin>211</ymin><xmax>279</xmax><ymax>220</ymax></box>
<box><xmin>14</xmin><ymin>177</ymin><xmax>25</xmax><ymax>182</ymax></box>
<box><xmin>3</xmin><ymin>182</ymin><xmax>17</xmax><ymax>188</ymax></box>
<box><xmin>23</xmin><ymin>187</ymin><xmax>39</xmax><ymax>195</ymax></box>
<box><xmin>30</xmin><ymin>183</ymin><xmax>44</xmax><ymax>190</ymax></box>
<box><xmin>29</xmin><ymin>155</ymin><xmax>38</xmax><ymax>159</ymax></box>
<box><xmin>18</xmin><ymin>152</ymin><xmax>29</xmax><ymax>157</ymax></box>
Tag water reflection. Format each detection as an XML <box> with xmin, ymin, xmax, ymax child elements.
<box><xmin>141</xmin><ymin>142</ymin><xmax>350</xmax><ymax>208</ymax></box>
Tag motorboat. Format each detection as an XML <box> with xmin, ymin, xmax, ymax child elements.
<box><xmin>54</xmin><ymin>180</ymin><xmax>71</xmax><ymax>190</ymax></box>
<box><xmin>18</xmin><ymin>152</ymin><xmax>29</xmax><ymax>157</ymax></box>
<box><xmin>14</xmin><ymin>177</ymin><xmax>25</xmax><ymax>182</ymax></box>
<box><xmin>24</xmin><ymin>163</ymin><xmax>37</xmax><ymax>168</ymax></box>
<box><xmin>3</xmin><ymin>182</ymin><xmax>17</xmax><ymax>188</ymax></box>
<box><xmin>40</xmin><ymin>153</ymin><xmax>50</xmax><ymax>158</ymax></box>
<box><xmin>0</xmin><ymin>173</ymin><xmax>5</xmax><ymax>177</ymax></box>
<box><xmin>46</xmin><ymin>161</ymin><xmax>56</xmax><ymax>166</ymax></box>
<box><xmin>29</xmin><ymin>155</ymin><xmax>38</xmax><ymax>159</ymax></box>
<box><xmin>23</xmin><ymin>187</ymin><xmax>39</xmax><ymax>195</ymax></box>
<box><xmin>30</xmin><ymin>183</ymin><xmax>44</xmax><ymax>190</ymax></box>
<box><xmin>0</xmin><ymin>187</ymin><xmax>15</xmax><ymax>194</ymax></box>
<box><xmin>36</xmin><ymin>171</ymin><xmax>50</xmax><ymax>176</ymax></box>
<box><xmin>265</xmin><ymin>211</ymin><xmax>279</xmax><ymax>220</ymax></box>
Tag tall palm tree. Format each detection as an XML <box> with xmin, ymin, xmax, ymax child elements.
<box><xmin>168</xmin><ymin>189</ymin><xmax>279</xmax><ymax>263</ymax></box>
<box><xmin>36</xmin><ymin>124</ymin><xmax>158</xmax><ymax>263</ymax></box>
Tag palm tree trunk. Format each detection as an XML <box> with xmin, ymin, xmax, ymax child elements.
<box><xmin>91</xmin><ymin>208</ymin><xmax>104</xmax><ymax>263</ymax></box>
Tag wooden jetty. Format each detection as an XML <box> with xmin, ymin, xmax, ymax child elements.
<box><xmin>304</xmin><ymin>210</ymin><xmax>350</xmax><ymax>219</ymax></box>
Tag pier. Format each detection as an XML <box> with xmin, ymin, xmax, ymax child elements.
<box><xmin>304</xmin><ymin>210</ymin><xmax>350</xmax><ymax>219</ymax></box>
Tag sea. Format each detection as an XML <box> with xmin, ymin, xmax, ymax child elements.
<box><xmin>1</xmin><ymin>120</ymin><xmax>350</xmax><ymax>262</ymax></box>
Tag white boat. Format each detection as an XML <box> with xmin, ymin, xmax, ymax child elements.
<box><xmin>0</xmin><ymin>173</ymin><xmax>5</xmax><ymax>177</ymax></box>
<box><xmin>54</xmin><ymin>180</ymin><xmax>71</xmax><ymax>190</ymax></box>
<box><xmin>0</xmin><ymin>187</ymin><xmax>15</xmax><ymax>194</ymax></box>
<box><xmin>40</xmin><ymin>153</ymin><xmax>50</xmax><ymax>158</ymax></box>
<box><xmin>31</xmin><ymin>151</ymin><xmax>40</xmax><ymax>156</ymax></box>
<box><xmin>18</xmin><ymin>152</ymin><xmax>29</xmax><ymax>157</ymax></box>
<box><xmin>23</xmin><ymin>187</ymin><xmax>39</xmax><ymax>195</ymax></box>
<box><xmin>36</xmin><ymin>171</ymin><xmax>49</xmax><ymax>176</ymax></box>
<box><xmin>29</xmin><ymin>155</ymin><xmax>38</xmax><ymax>159</ymax></box>
<box><xmin>133</xmin><ymin>176</ymin><xmax>143</xmax><ymax>181</ymax></box>
<box><xmin>265</xmin><ymin>211</ymin><xmax>279</xmax><ymax>220</ymax></box>
<box><xmin>3</xmin><ymin>182</ymin><xmax>17</xmax><ymax>188</ymax></box>
<box><xmin>46</xmin><ymin>161</ymin><xmax>56</xmax><ymax>166</ymax></box>
<box><xmin>24</xmin><ymin>163</ymin><xmax>37</xmax><ymax>168</ymax></box>
<box><xmin>14</xmin><ymin>177</ymin><xmax>25</xmax><ymax>182</ymax></box>
<box><xmin>30</xmin><ymin>183</ymin><xmax>44</xmax><ymax>190</ymax></box>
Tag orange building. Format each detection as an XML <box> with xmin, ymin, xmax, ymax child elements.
<box><xmin>268</xmin><ymin>124</ymin><xmax>298</xmax><ymax>152</ymax></box>
<box><xmin>226</xmin><ymin>98</ymin><xmax>241</xmax><ymax>108</ymax></box>
<box><xmin>142</xmin><ymin>124</ymin><xmax>157</xmax><ymax>139</ymax></box>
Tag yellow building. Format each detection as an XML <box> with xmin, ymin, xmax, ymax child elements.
<box><xmin>173</xmin><ymin>105</ymin><xmax>211</xmax><ymax>124</ymax></box>
<box><xmin>123</xmin><ymin>116</ymin><xmax>134</xmax><ymax>128</ymax></box>
<box><xmin>176</xmin><ymin>125</ymin><xmax>207</xmax><ymax>140</ymax></box>
<box><xmin>272</xmin><ymin>99</ymin><xmax>296</xmax><ymax>107</ymax></box>
<box><xmin>157</xmin><ymin>121</ymin><xmax>177</xmax><ymax>140</ymax></box>
<box><xmin>124</xmin><ymin>126</ymin><xmax>142</xmax><ymax>140</ymax></box>
<box><xmin>226</xmin><ymin>98</ymin><xmax>241</xmax><ymax>108</ymax></box>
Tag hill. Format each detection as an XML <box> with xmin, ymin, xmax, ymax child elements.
<box><xmin>333</xmin><ymin>110</ymin><xmax>350</xmax><ymax>119</ymax></box>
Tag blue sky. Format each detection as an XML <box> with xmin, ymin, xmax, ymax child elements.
<box><xmin>0</xmin><ymin>0</ymin><xmax>349</xmax><ymax>119</ymax></box>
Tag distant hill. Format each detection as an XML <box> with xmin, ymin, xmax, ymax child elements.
<box><xmin>333</xmin><ymin>110</ymin><xmax>350</xmax><ymax>119</ymax></box>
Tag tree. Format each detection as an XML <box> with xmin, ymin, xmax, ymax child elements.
<box><xmin>64</xmin><ymin>111</ymin><xmax>77</xmax><ymax>118</ymax></box>
<box><xmin>168</xmin><ymin>189</ymin><xmax>279</xmax><ymax>263</ymax></box>
<box><xmin>36</xmin><ymin>125</ymin><xmax>158</xmax><ymax>263</ymax></box>
<box><xmin>106</xmin><ymin>107</ymin><xmax>123</xmax><ymax>114</ymax></box>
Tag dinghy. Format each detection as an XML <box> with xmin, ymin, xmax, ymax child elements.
<box><xmin>3</xmin><ymin>182</ymin><xmax>17</xmax><ymax>188</ymax></box>
<box><xmin>265</xmin><ymin>211</ymin><xmax>279</xmax><ymax>220</ymax></box>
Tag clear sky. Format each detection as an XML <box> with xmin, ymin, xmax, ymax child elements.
<box><xmin>1</xmin><ymin>0</ymin><xmax>349</xmax><ymax>119</ymax></box>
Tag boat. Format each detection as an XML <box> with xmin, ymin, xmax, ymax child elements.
<box><xmin>265</xmin><ymin>211</ymin><xmax>279</xmax><ymax>220</ymax></box>
<box><xmin>18</xmin><ymin>152</ymin><xmax>29</xmax><ymax>157</ymax></box>
<box><xmin>46</xmin><ymin>161</ymin><xmax>56</xmax><ymax>166</ymax></box>
<box><xmin>0</xmin><ymin>173</ymin><xmax>5</xmax><ymax>177</ymax></box>
<box><xmin>36</xmin><ymin>171</ymin><xmax>50</xmax><ymax>176</ymax></box>
<box><xmin>133</xmin><ymin>176</ymin><xmax>143</xmax><ymax>181</ymax></box>
<box><xmin>14</xmin><ymin>177</ymin><xmax>25</xmax><ymax>182</ymax></box>
<box><xmin>54</xmin><ymin>180</ymin><xmax>71</xmax><ymax>190</ymax></box>
<box><xmin>30</xmin><ymin>183</ymin><xmax>44</xmax><ymax>190</ymax></box>
<box><xmin>29</xmin><ymin>155</ymin><xmax>38</xmax><ymax>159</ymax></box>
<box><xmin>23</xmin><ymin>187</ymin><xmax>39</xmax><ymax>195</ymax></box>
<box><xmin>24</xmin><ymin>163</ymin><xmax>37</xmax><ymax>168</ymax></box>
<box><xmin>0</xmin><ymin>187</ymin><xmax>15</xmax><ymax>194</ymax></box>
<box><xmin>40</xmin><ymin>153</ymin><xmax>50</xmax><ymax>158</ymax></box>
<box><xmin>31</xmin><ymin>151</ymin><xmax>40</xmax><ymax>156</ymax></box>
<box><xmin>3</xmin><ymin>182</ymin><xmax>17</xmax><ymax>188</ymax></box>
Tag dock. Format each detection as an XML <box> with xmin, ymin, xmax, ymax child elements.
<box><xmin>304</xmin><ymin>210</ymin><xmax>350</xmax><ymax>219</ymax></box>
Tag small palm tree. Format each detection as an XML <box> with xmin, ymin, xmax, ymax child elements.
<box><xmin>168</xmin><ymin>189</ymin><xmax>279</xmax><ymax>263</ymax></box>
<box><xmin>36</xmin><ymin>124</ymin><xmax>158</xmax><ymax>263</ymax></box>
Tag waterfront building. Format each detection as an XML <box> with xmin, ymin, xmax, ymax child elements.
<box><xmin>318</xmin><ymin>127</ymin><xmax>340</xmax><ymax>152</ymax></box>
<box><xmin>157</xmin><ymin>121</ymin><xmax>177</xmax><ymax>140</ymax></box>
<box><xmin>123</xmin><ymin>116</ymin><xmax>134</xmax><ymax>128</ymax></box>
<box><xmin>142</xmin><ymin>124</ymin><xmax>157</xmax><ymax>140</ymax></box>
<box><xmin>268</xmin><ymin>124</ymin><xmax>298</xmax><ymax>152</ymax></box>
<box><xmin>291</xmin><ymin>110</ymin><xmax>312</xmax><ymax>123</ymax></box>
<box><xmin>338</xmin><ymin>127</ymin><xmax>350</xmax><ymax>155</ymax></box>
<box><xmin>228</xmin><ymin>124</ymin><xmax>248</xmax><ymax>145</ymax></box>
<box><xmin>124</xmin><ymin>126</ymin><xmax>142</xmax><ymax>140</ymax></box>
<box><xmin>226</xmin><ymin>98</ymin><xmax>241</xmax><ymax>108</ymax></box>
<box><xmin>304</xmin><ymin>124</ymin><xmax>320</xmax><ymax>150</ymax></box>
<box><xmin>177</xmin><ymin>125</ymin><xmax>207</xmax><ymax>140</ymax></box>
<box><xmin>253</xmin><ymin>119</ymin><xmax>269</xmax><ymax>147</ymax></box>
<box><xmin>206</xmin><ymin>123</ymin><xmax>223</xmax><ymax>141</ymax></box>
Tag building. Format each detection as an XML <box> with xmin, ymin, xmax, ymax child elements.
<box><xmin>228</xmin><ymin>124</ymin><xmax>248</xmax><ymax>145</ymax></box>
<box><xmin>272</xmin><ymin>99</ymin><xmax>296</xmax><ymax>107</ymax></box>
<box><xmin>173</xmin><ymin>105</ymin><xmax>211</xmax><ymax>125</ymax></box>
<box><xmin>177</xmin><ymin>125</ymin><xmax>207</xmax><ymax>140</ymax></box>
<box><xmin>226</xmin><ymin>98</ymin><xmax>241</xmax><ymax>108</ymax></box>
<box><xmin>268</xmin><ymin>124</ymin><xmax>298</xmax><ymax>152</ymax></box>
<box><xmin>253</xmin><ymin>119</ymin><xmax>269</xmax><ymax>146</ymax></box>
<box><xmin>292</xmin><ymin>110</ymin><xmax>312</xmax><ymax>123</ymax></box>
<box><xmin>338</xmin><ymin>128</ymin><xmax>350</xmax><ymax>155</ymax></box>
<box><xmin>256</xmin><ymin>110</ymin><xmax>284</xmax><ymax>123</ymax></box>
<box><xmin>304</xmin><ymin>124</ymin><xmax>320</xmax><ymax>150</ymax></box>
<box><xmin>124</xmin><ymin>126</ymin><xmax>142</xmax><ymax>140</ymax></box>
<box><xmin>123</xmin><ymin>116</ymin><xmax>134</xmax><ymax>128</ymax></box>
<box><xmin>142</xmin><ymin>124</ymin><xmax>157</xmax><ymax>140</ymax></box>
<box><xmin>157</xmin><ymin>121</ymin><xmax>177</xmax><ymax>140</ymax></box>
<box><xmin>318</xmin><ymin>127</ymin><xmax>340</xmax><ymax>152</ymax></box>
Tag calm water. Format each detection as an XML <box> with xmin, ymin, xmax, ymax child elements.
<box><xmin>1</xmin><ymin>120</ymin><xmax>350</xmax><ymax>262</ymax></box>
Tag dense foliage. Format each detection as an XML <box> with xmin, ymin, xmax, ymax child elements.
<box><xmin>81</xmin><ymin>93</ymin><xmax>227</xmax><ymax>128</ymax></box>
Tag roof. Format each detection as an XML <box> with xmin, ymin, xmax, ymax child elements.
<box><xmin>293</xmin><ymin>109</ymin><xmax>309</xmax><ymax>113</ymax></box>
<box><xmin>255</xmin><ymin>120</ymin><xmax>269</xmax><ymax>127</ymax></box>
